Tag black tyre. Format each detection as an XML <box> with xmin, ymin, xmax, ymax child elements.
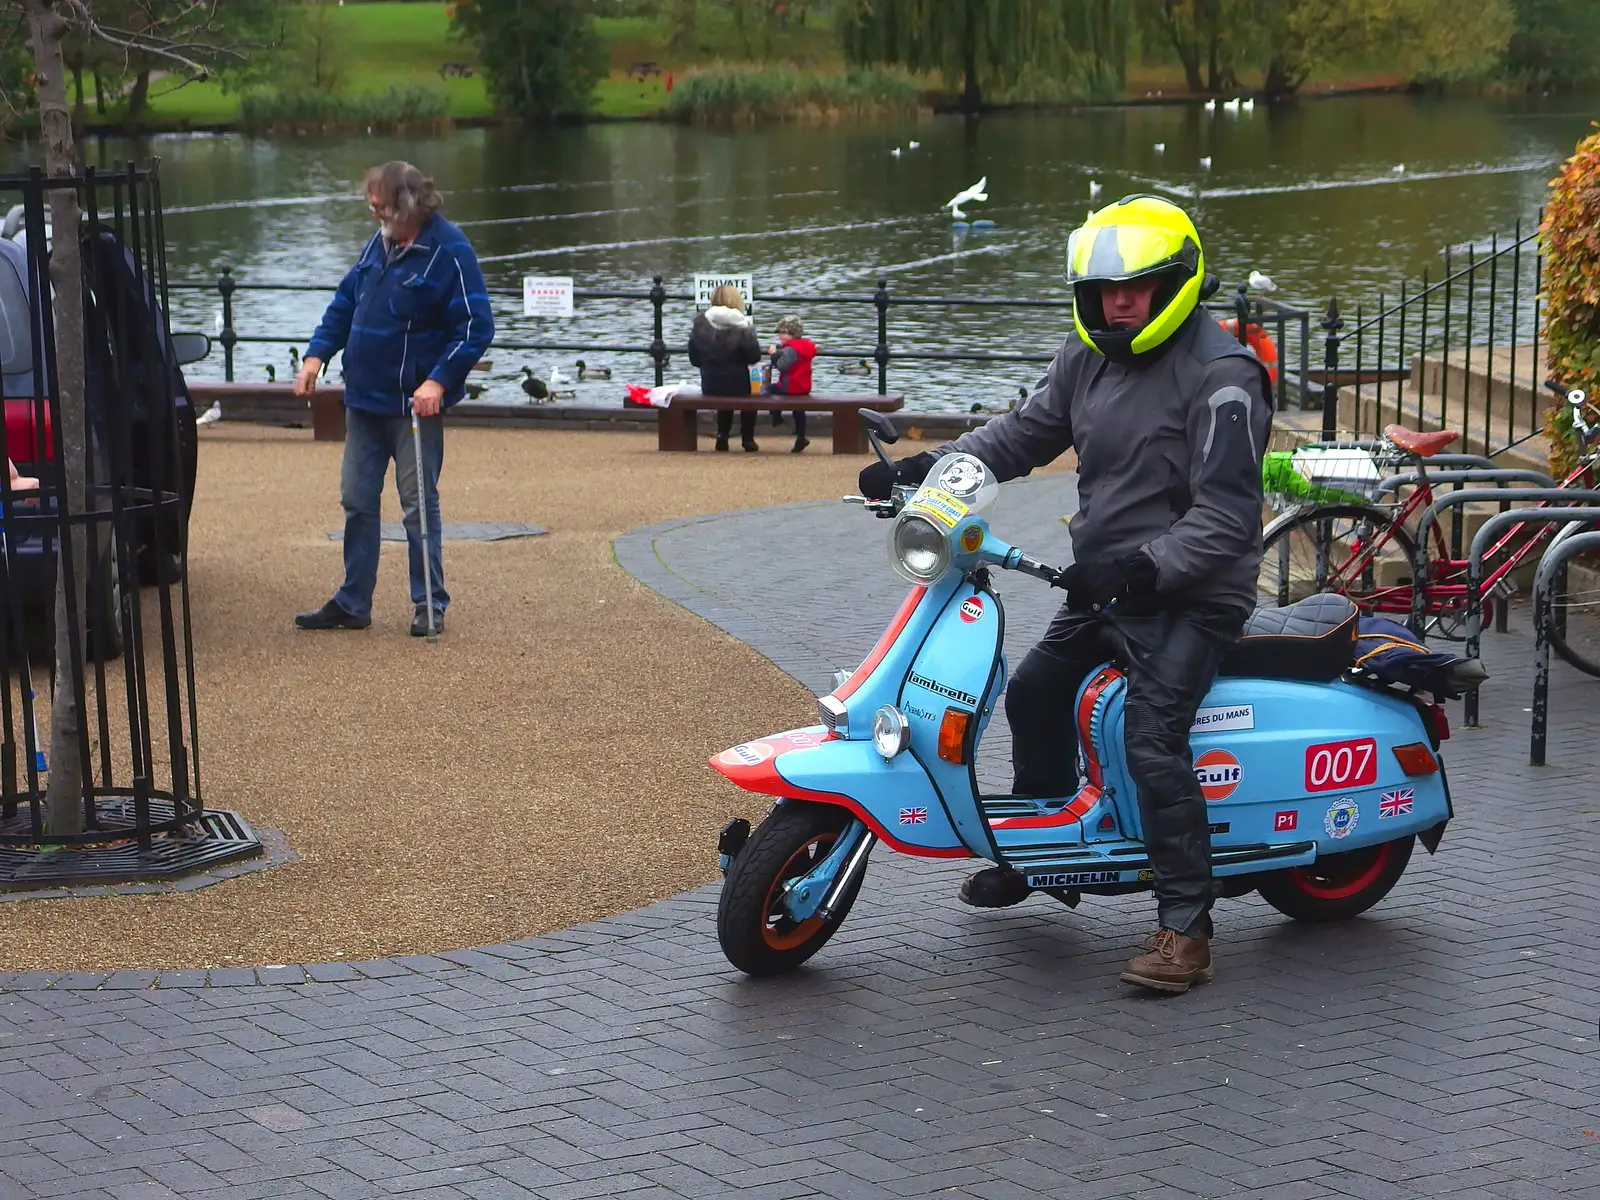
<box><xmin>1255</xmin><ymin>835</ymin><xmax>1414</xmax><ymax>921</ymax></box>
<box><xmin>1546</xmin><ymin>558</ymin><xmax>1600</xmax><ymax>678</ymax></box>
<box><xmin>1260</xmin><ymin>503</ymin><xmax>1418</xmax><ymax>613</ymax></box>
<box><xmin>716</xmin><ymin>801</ymin><xmax>867</xmax><ymax>977</ymax></box>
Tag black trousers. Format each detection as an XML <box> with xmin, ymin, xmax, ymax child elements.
<box><xmin>1005</xmin><ymin>602</ymin><xmax>1246</xmax><ymax>937</ymax></box>
<box><xmin>715</xmin><ymin>409</ymin><xmax>756</xmax><ymax>440</ymax></box>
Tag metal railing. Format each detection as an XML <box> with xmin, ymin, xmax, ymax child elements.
<box><xmin>1316</xmin><ymin>219</ymin><xmax>1545</xmax><ymax>453</ymax></box>
<box><xmin>170</xmin><ymin>270</ymin><xmax>1315</xmax><ymax>413</ymax></box>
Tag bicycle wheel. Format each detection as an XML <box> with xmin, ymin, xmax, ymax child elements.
<box><xmin>1260</xmin><ymin>504</ymin><xmax>1418</xmax><ymax>613</ymax></box>
<box><xmin>1548</xmin><ymin>559</ymin><xmax>1600</xmax><ymax>677</ymax></box>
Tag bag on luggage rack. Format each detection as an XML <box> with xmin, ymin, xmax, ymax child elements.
<box><xmin>1262</xmin><ymin>445</ymin><xmax>1385</xmax><ymax>506</ymax></box>
<box><xmin>1352</xmin><ymin>616</ymin><xmax>1489</xmax><ymax>699</ymax></box>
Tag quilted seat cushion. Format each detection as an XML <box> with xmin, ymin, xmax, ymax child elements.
<box><xmin>1219</xmin><ymin>594</ymin><xmax>1359</xmax><ymax>681</ymax></box>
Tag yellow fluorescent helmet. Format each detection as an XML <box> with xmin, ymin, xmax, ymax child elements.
<box><xmin>1066</xmin><ymin>195</ymin><xmax>1205</xmax><ymax>360</ymax></box>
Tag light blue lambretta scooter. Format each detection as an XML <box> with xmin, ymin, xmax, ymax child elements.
<box><xmin>712</xmin><ymin>415</ymin><xmax>1453</xmax><ymax>977</ymax></box>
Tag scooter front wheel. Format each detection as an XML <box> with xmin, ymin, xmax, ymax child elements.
<box><xmin>717</xmin><ymin>801</ymin><xmax>866</xmax><ymax>977</ymax></box>
<box><xmin>1254</xmin><ymin>835</ymin><xmax>1415</xmax><ymax>921</ymax></box>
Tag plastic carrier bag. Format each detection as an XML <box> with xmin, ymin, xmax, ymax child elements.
<box><xmin>1262</xmin><ymin>445</ymin><xmax>1384</xmax><ymax>506</ymax></box>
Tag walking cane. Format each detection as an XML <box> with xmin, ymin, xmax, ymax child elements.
<box><xmin>411</xmin><ymin>402</ymin><xmax>438</xmax><ymax>644</ymax></box>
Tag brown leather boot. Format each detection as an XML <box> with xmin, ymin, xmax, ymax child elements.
<box><xmin>1120</xmin><ymin>927</ymin><xmax>1213</xmax><ymax>994</ymax></box>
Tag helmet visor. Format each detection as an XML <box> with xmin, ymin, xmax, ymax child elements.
<box><xmin>1066</xmin><ymin>222</ymin><xmax>1198</xmax><ymax>285</ymax></box>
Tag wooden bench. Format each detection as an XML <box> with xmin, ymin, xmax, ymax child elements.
<box><xmin>656</xmin><ymin>393</ymin><xmax>904</xmax><ymax>455</ymax></box>
<box><xmin>189</xmin><ymin>382</ymin><xmax>346</xmax><ymax>442</ymax></box>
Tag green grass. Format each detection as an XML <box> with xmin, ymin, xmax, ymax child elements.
<box><xmin>663</xmin><ymin>65</ymin><xmax>923</xmax><ymax>123</ymax></box>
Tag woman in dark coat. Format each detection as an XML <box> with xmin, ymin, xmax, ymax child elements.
<box><xmin>688</xmin><ymin>285</ymin><xmax>762</xmax><ymax>451</ymax></box>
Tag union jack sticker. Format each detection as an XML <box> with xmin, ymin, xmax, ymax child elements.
<box><xmin>899</xmin><ymin>807</ymin><xmax>928</xmax><ymax>825</ymax></box>
<box><xmin>1378</xmin><ymin>788</ymin><xmax>1414</xmax><ymax>819</ymax></box>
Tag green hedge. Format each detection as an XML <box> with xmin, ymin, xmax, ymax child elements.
<box><xmin>663</xmin><ymin>66</ymin><xmax>923</xmax><ymax>124</ymax></box>
<box><xmin>1540</xmin><ymin>125</ymin><xmax>1600</xmax><ymax>475</ymax></box>
<box><xmin>239</xmin><ymin>84</ymin><xmax>450</xmax><ymax>133</ymax></box>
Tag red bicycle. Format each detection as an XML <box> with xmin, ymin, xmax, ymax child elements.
<box><xmin>1260</xmin><ymin>385</ymin><xmax>1600</xmax><ymax>675</ymax></box>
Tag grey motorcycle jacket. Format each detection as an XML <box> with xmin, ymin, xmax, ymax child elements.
<box><xmin>944</xmin><ymin>312</ymin><xmax>1273</xmax><ymax>614</ymax></box>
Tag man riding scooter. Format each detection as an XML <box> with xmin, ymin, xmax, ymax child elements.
<box><xmin>860</xmin><ymin>195</ymin><xmax>1272</xmax><ymax>993</ymax></box>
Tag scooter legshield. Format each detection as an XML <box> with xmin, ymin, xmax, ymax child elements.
<box><xmin>709</xmin><ymin>728</ymin><xmax>970</xmax><ymax>858</ymax></box>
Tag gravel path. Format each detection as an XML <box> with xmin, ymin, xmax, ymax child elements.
<box><xmin>0</xmin><ymin>424</ymin><xmax>960</xmax><ymax>972</ymax></box>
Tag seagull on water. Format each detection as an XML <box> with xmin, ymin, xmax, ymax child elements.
<box><xmin>1153</xmin><ymin>142</ymin><xmax>1165</xmax><ymax>153</ymax></box>
<box><xmin>891</xmin><ymin>147</ymin><xmax>902</xmax><ymax>157</ymax></box>
<box><xmin>1393</xmin><ymin>163</ymin><xmax>1406</xmax><ymax>174</ymax></box>
<box><xmin>549</xmin><ymin>364</ymin><xmax>570</xmax><ymax>386</ymax></box>
<box><xmin>1199</xmin><ymin>156</ymin><xmax>1213</xmax><ymax>169</ymax></box>
<box><xmin>196</xmin><ymin>401</ymin><xmax>222</xmax><ymax>427</ymax></box>
<box><xmin>1204</xmin><ymin>98</ymin><xmax>1216</xmax><ymax>113</ymax></box>
<box><xmin>945</xmin><ymin>176</ymin><xmax>989</xmax><ymax>221</ymax></box>
<box><xmin>908</xmin><ymin>140</ymin><xmax>920</xmax><ymax>149</ymax></box>
<box><xmin>1089</xmin><ymin>179</ymin><xmax>1103</xmax><ymax>199</ymax></box>
<box><xmin>1248</xmin><ymin>269</ymin><xmax>1277</xmax><ymax>292</ymax></box>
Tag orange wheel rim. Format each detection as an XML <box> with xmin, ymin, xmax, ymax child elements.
<box><xmin>760</xmin><ymin>833</ymin><xmax>835</xmax><ymax>951</ymax></box>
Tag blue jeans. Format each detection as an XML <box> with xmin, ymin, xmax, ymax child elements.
<box><xmin>334</xmin><ymin>407</ymin><xmax>448</xmax><ymax>620</ymax></box>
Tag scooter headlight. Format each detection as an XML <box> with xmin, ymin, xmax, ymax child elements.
<box><xmin>891</xmin><ymin>512</ymin><xmax>952</xmax><ymax>584</ymax></box>
<box><xmin>871</xmin><ymin>705</ymin><xmax>910</xmax><ymax>759</ymax></box>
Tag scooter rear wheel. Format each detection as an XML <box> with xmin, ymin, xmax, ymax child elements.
<box><xmin>1255</xmin><ymin>834</ymin><xmax>1415</xmax><ymax>921</ymax></box>
<box><xmin>717</xmin><ymin>801</ymin><xmax>866</xmax><ymax>977</ymax></box>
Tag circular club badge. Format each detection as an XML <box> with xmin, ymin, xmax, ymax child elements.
<box><xmin>936</xmin><ymin>458</ymin><xmax>985</xmax><ymax>498</ymax></box>
<box><xmin>1324</xmin><ymin>798</ymin><xmax>1360</xmax><ymax>840</ymax></box>
<box><xmin>718</xmin><ymin>741</ymin><xmax>775</xmax><ymax>768</ymax></box>
<box><xmin>1193</xmin><ymin>749</ymin><xmax>1242</xmax><ymax>802</ymax></box>
<box><xmin>959</xmin><ymin>597</ymin><xmax>984</xmax><ymax>623</ymax></box>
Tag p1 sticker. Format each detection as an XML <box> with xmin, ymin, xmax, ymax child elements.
<box><xmin>1305</xmin><ymin>737</ymin><xmax>1377</xmax><ymax>793</ymax></box>
<box><xmin>960</xmin><ymin>525</ymin><xmax>984</xmax><ymax>553</ymax></box>
<box><xmin>959</xmin><ymin>597</ymin><xmax>984</xmax><ymax>623</ymax></box>
<box><xmin>1273</xmin><ymin>810</ymin><xmax>1299</xmax><ymax>832</ymax></box>
<box><xmin>718</xmin><ymin>741</ymin><xmax>774</xmax><ymax>768</ymax></box>
<box><xmin>1324</xmin><ymin>798</ymin><xmax>1359</xmax><ymax>840</ymax></box>
<box><xmin>1193</xmin><ymin>749</ymin><xmax>1243</xmax><ymax>801</ymax></box>
<box><xmin>1190</xmin><ymin>704</ymin><xmax>1255</xmax><ymax>734</ymax></box>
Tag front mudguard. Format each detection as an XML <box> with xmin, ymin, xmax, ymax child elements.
<box><xmin>710</xmin><ymin>727</ymin><xmax>971</xmax><ymax>859</ymax></box>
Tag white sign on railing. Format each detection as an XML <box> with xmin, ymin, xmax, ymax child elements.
<box><xmin>523</xmin><ymin>276</ymin><xmax>575</xmax><ymax>318</ymax></box>
<box><xmin>695</xmin><ymin>273</ymin><xmax>754</xmax><ymax>312</ymax></box>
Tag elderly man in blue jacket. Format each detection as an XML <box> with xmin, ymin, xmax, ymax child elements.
<box><xmin>293</xmin><ymin>161</ymin><xmax>494</xmax><ymax>637</ymax></box>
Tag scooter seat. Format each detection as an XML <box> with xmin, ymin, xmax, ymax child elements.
<box><xmin>1219</xmin><ymin>594</ymin><xmax>1359</xmax><ymax>682</ymax></box>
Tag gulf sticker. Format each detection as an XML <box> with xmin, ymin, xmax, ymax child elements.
<box><xmin>910</xmin><ymin>488</ymin><xmax>969</xmax><ymax>529</ymax></box>
<box><xmin>959</xmin><ymin>597</ymin><xmax>984</xmax><ymax>623</ymax></box>
<box><xmin>960</xmin><ymin>525</ymin><xmax>984</xmax><ymax>553</ymax></box>
<box><xmin>1193</xmin><ymin>749</ymin><xmax>1242</xmax><ymax>802</ymax></box>
<box><xmin>717</xmin><ymin>741</ymin><xmax>775</xmax><ymax>768</ymax></box>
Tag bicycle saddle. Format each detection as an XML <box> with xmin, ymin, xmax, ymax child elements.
<box><xmin>1384</xmin><ymin>424</ymin><xmax>1459</xmax><ymax>458</ymax></box>
<box><xmin>1219</xmin><ymin>594</ymin><xmax>1359</xmax><ymax>682</ymax></box>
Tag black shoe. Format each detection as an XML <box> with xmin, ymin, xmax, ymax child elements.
<box><xmin>411</xmin><ymin>606</ymin><xmax>445</xmax><ymax>637</ymax></box>
<box><xmin>295</xmin><ymin>600</ymin><xmax>370</xmax><ymax>631</ymax></box>
<box><xmin>792</xmin><ymin>437</ymin><xmax>810</xmax><ymax>454</ymax></box>
<box><xmin>714</xmin><ymin>436</ymin><xmax>729</xmax><ymax>452</ymax></box>
<box><xmin>742</xmin><ymin>438</ymin><xmax>759</xmax><ymax>452</ymax></box>
<box><xmin>959</xmin><ymin>866</ymin><xmax>1033</xmax><ymax>908</ymax></box>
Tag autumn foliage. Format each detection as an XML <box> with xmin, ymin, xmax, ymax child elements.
<box><xmin>1540</xmin><ymin>125</ymin><xmax>1600</xmax><ymax>474</ymax></box>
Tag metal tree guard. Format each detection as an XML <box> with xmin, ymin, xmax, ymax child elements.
<box><xmin>0</xmin><ymin>160</ymin><xmax>261</xmax><ymax>888</ymax></box>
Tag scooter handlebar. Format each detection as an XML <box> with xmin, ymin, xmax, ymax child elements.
<box><xmin>1007</xmin><ymin>551</ymin><xmax>1065</xmax><ymax>586</ymax></box>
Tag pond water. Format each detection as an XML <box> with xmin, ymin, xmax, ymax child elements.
<box><xmin>24</xmin><ymin>93</ymin><xmax>1598</xmax><ymax>413</ymax></box>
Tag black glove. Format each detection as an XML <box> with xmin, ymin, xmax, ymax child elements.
<box><xmin>858</xmin><ymin>451</ymin><xmax>938</xmax><ymax>501</ymax></box>
<box><xmin>1057</xmin><ymin>550</ymin><xmax>1160</xmax><ymax>614</ymax></box>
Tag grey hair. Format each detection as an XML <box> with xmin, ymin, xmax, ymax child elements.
<box><xmin>363</xmin><ymin>161</ymin><xmax>443</xmax><ymax>226</ymax></box>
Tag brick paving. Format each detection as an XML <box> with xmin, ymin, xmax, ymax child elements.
<box><xmin>3</xmin><ymin>475</ymin><xmax>1599</xmax><ymax>1199</ymax></box>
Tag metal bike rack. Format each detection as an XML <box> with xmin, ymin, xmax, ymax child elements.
<box><xmin>1374</xmin><ymin>469</ymin><xmax>1555</xmax><ymax>502</ymax></box>
<box><xmin>1530</xmin><ymin>530</ymin><xmax>1600</xmax><ymax>765</ymax></box>
<box><xmin>1411</xmin><ymin>488</ymin><xmax>1600</xmax><ymax>635</ymax></box>
<box><xmin>1461</xmin><ymin>506</ymin><xmax>1600</xmax><ymax>725</ymax></box>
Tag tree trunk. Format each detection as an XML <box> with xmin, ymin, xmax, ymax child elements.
<box><xmin>92</xmin><ymin>66</ymin><xmax>106</xmax><ymax>115</ymax></box>
<box><xmin>24</xmin><ymin>0</ymin><xmax>90</xmax><ymax>838</ymax></box>
<box><xmin>961</xmin><ymin>0</ymin><xmax>981</xmax><ymax>111</ymax></box>
<box><xmin>124</xmin><ymin>66</ymin><xmax>150</xmax><ymax>127</ymax></box>
<box><xmin>667</xmin><ymin>0</ymin><xmax>697</xmax><ymax>52</ymax></box>
<box><xmin>1161</xmin><ymin>1</ymin><xmax>1204</xmax><ymax>93</ymax></box>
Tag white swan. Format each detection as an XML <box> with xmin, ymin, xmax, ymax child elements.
<box><xmin>1199</xmin><ymin>156</ymin><xmax>1212</xmax><ymax>169</ymax></box>
<box><xmin>1204</xmin><ymin>99</ymin><xmax>1216</xmax><ymax>113</ymax></box>
<box><xmin>1248</xmin><ymin>269</ymin><xmax>1277</xmax><ymax>292</ymax></box>
<box><xmin>1153</xmin><ymin>142</ymin><xmax>1166</xmax><ymax>152</ymax></box>
<box><xmin>1088</xmin><ymin>179</ymin><xmax>1102</xmax><ymax>199</ymax></box>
